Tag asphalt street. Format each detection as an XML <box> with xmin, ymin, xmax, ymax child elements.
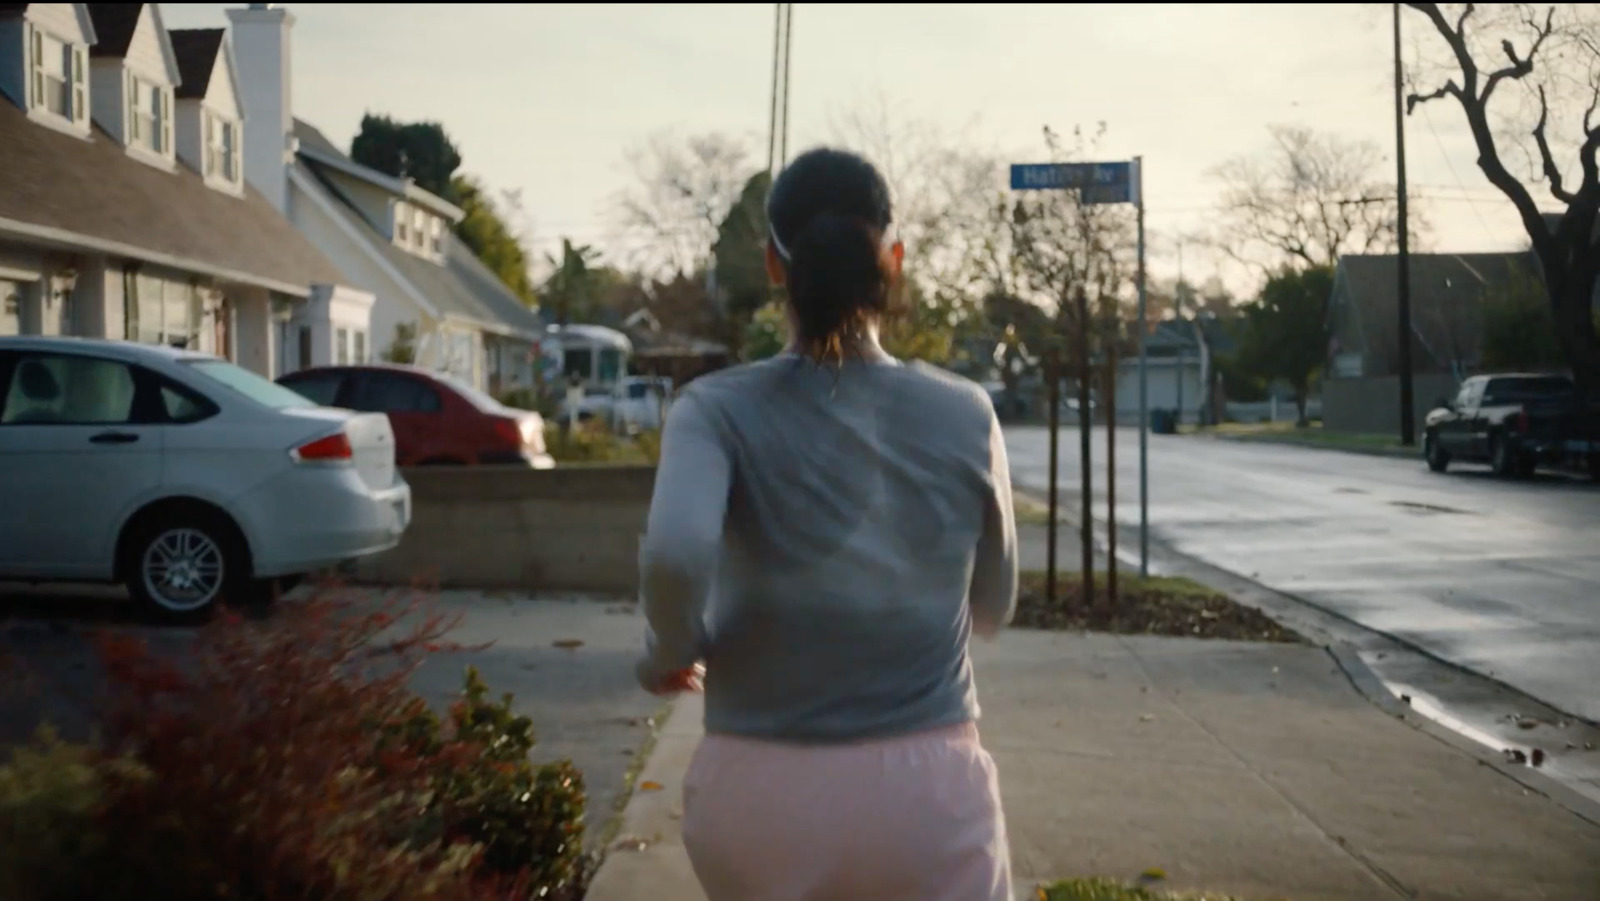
<box><xmin>1004</xmin><ymin>426</ymin><xmax>1600</xmax><ymax>724</ymax></box>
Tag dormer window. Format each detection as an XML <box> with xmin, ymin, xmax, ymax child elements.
<box><xmin>203</xmin><ymin>111</ymin><xmax>240</xmax><ymax>185</ymax></box>
<box><xmin>394</xmin><ymin>201</ymin><xmax>411</xmax><ymax>244</ymax></box>
<box><xmin>29</xmin><ymin>26</ymin><xmax>88</xmax><ymax>129</ymax></box>
<box><xmin>428</xmin><ymin>217</ymin><xmax>443</xmax><ymax>255</ymax></box>
<box><xmin>127</xmin><ymin>76</ymin><xmax>173</xmax><ymax>156</ymax></box>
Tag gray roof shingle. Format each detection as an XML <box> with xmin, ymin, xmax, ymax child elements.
<box><xmin>0</xmin><ymin>99</ymin><xmax>344</xmax><ymax>291</ymax></box>
<box><xmin>291</xmin><ymin>118</ymin><xmax>544</xmax><ymax>337</ymax></box>
<box><xmin>292</xmin><ymin>118</ymin><xmax>345</xmax><ymax>159</ymax></box>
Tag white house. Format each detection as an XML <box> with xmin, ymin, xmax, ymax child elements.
<box><xmin>0</xmin><ymin>3</ymin><xmax>371</xmax><ymax>376</ymax></box>
<box><xmin>226</xmin><ymin>3</ymin><xmax>545</xmax><ymax>394</ymax></box>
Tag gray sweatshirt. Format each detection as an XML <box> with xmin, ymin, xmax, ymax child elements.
<box><xmin>636</xmin><ymin>353</ymin><xmax>1018</xmax><ymax>743</ymax></box>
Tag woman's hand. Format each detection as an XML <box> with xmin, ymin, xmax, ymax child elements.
<box><xmin>643</xmin><ymin>661</ymin><xmax>705</xmax><ymax>697</ymax></box>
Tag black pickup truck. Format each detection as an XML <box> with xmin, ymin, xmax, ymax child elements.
<box><xmin>1423</xmin><ymin>374</ymin><xmax>1600</xmax><ymax>479</ymax></box>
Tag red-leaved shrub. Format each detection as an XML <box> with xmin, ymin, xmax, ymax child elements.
<box><xmin>68</xmin><ymin>584</ymin><xmax>584</xmax><ymax>901</ymax></box>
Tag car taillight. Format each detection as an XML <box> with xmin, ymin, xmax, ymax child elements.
<box><xmin>492</xmin><ymin>417</ymin><xmax>522</xmax><ymax>447</ymax></box>
<box><xmin>291</xmin><ymin>432</ymin><xmax>353</xmax><ymax>463</ymax></box>
<box><xmin>1514</xmin><ymin>409</ymin><xmax>1530</xmax><ymax>434</ymax></box>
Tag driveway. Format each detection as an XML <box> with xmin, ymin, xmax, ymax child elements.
<box><xmin>1004</xmin><ymin>426</ymin><xmax>1600</xmax><ymax>723</ymax></box>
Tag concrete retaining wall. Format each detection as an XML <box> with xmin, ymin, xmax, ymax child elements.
<box><xmin>355</xmin><ymin>465</ymin><xmax>657</xmax><ymax>595</ymax></box>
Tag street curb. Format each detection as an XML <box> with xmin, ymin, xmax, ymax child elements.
<box><xmin>1325</xmin><ymin>645</ymin><xmax>1600</xmax><ymax>829</ymax></box>
<box><xmin>1013</xmin><ymin>486</ymin><xmax>1600</xmax><ymax>827</ymax></box>
<box><xmin>1196</xmin><ymin>431</ymin><xmax>1422</xmax><ymax>461</ymax></box>
<box><xmin>584</xmin><ymin>694</ymin><xmax>706</xmax><ymax>901</ymax></box>
<box><xmin>1016</xmin><ymin>485</ymin><xmax>1600</xmax><ymax>729</ymax></box>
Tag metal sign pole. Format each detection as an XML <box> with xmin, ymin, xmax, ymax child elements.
<box><xmin>1076</xmin><ymin>292</ymin><xmax>1094</xmax><ymax>606</ymax></box>
<box><xmin>1135</xmin><ymin>156</ymin><xmax>1150</xmax><ymax>577</ymax></box>
<box><xmin>1045</xmin><ymin>346</ymin><xmax>1060</xmax><ymax>609</ymax></box>
<box><xmin>1007</xmin><ymin>156</ymin><xmax>1149</xmax><ymax>579</ymax></box>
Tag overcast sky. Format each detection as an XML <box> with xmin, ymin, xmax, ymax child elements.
<box><xmin>160</xmin><ymin>2</ymin><xmax>1551</xmax><ymax>293</ymax></box>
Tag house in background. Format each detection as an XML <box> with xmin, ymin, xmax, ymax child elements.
<box><xmin>226</xmin><ymin>3</ymin><xmax>544</xmax><ymax>393</ymax></box>
<box><xmin>0</xmin><ymin>2</ymin><xmax>368</xmax><ymax>376</ymax></box>
<box><xmin>1323</xmin><ymin>252</ymin><xmax>1532</xmax><ymax>434</ymax></box>
<box><xmin>1114</xmin><ymin>318</ymin><xmax>1214</xmax><ymax>427</ymax></box>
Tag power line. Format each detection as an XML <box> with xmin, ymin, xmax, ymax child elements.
<box><xmin>1417</xmin><ymin>101</ymin><xmax>1498</xmax><ymax>242</ymax></box>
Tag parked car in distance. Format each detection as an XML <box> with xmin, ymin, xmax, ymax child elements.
<box><xmin>0</xmin><ymin>337</ymin><xmax>411</xmax><ymax>619</ymax></box>
<box><xmin>1423</xmin><ymin>373</ymin><xmax>1600</xmax><ymax>479</ymax></box>
<box><xmin>276</xmin><ymin>364</ymin><xmax>555</xmax><ymax>469</ymax></box>
<box><xmin>610</xmin><ymin>375</ymin><xmax>673</xmax><ymax>434</ymax></box>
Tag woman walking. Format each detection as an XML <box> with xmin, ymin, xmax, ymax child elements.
<box><xmin>635</xmin><ymin>147</ymin><xmax>1018</xmax><ymax>901</ymax></box>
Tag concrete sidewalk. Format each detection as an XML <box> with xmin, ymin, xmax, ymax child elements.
<box><xmin>586</xmin><ymin>631</ymin><xmax>1600</xmax><ymax>901</ymax></box>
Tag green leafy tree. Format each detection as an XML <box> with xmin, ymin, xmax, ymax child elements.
<box><xmin>1480</xmin><ymin>261</ymin><xmax>1563</xmax><ymax>371</ymax></box>
<box><xmin>540</xmin><ymin>238</ymin><xmax>604</xmax><ymax>326</ymax></box>
<box><xmin>349</xmin><ymin>114</ymin><xmax>461</xmax><ymax>199</ymax></box>
<box><xmin>1232</xmin><ymin>266</ymin><xmax>1334</xmax><ymax>426</ymax></box>
<box><xmin>880</xmin><ymin>280</ymin><xmax>954</xmax><ymax>366</ymax></box>
<box><xmin>713</xmin><ymin>171</ymin><xmax>773</xmax><ymax>354</ymax></box>
<box><xmin>381</xmin><ymin>322</ymin><xmax>417</xmax><ymax>364</ymax></box>
<box><xmin>452</xmin><ymin>175</ymin><xmax>536</xmax><ymax>306</ymax></box>
<box><xmin>350</xmin><ymin>115</ymin><xmax>535</xmax><ymax>307</ymax></box>
<box><xmin>741</xmin><ymin>302</ymin><xmax>788</xmax><ymax>362</ymax></box>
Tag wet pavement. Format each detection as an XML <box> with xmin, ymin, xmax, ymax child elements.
<box><xmin>1003</xmin><ymin>427</ymin><xmax>1600</xmax><ymax>725</ymax></box>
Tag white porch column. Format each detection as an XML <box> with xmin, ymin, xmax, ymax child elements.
<box><xmin>232</xmin><ymin>287</ymin><xmax>275</xmax><ymax>377</ymax></box>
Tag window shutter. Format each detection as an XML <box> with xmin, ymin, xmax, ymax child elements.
<box><xmin>160</xmin><ymin>90</ymin><xmax>172</xmax><ymax>153</ymax></box>
<box><xmin>126</xmin><ymin>71</ymin><xmax>136</xmax><ymax>141</ymax></box>
<box><xmin>71</xmin><ymin>45</ymin><xmax>86</xmax><ymax>123</ymax></box>
<box><xmin>123</xmin><ymin>268</ymin><xmax>139</xmax><ymax>341</ymax></box>
<box><xmin>29</xmin><ymin>27</ymin><xmax>43</xmax><ymax>109</ymax></box>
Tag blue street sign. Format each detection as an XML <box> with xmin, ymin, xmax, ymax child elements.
<box><xmin>1010</xmin><ymin>161</ymin><xmax>1135</xmax><ymax>204</ymax></box>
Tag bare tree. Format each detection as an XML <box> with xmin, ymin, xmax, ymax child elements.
<box><xmin>827</xmin><ymin>93</ymin><xmax>1013</xmax><ymax>338</ymax></box>
<box><xmin>612</xmin><ymin>131</ymin><xmax>756</xmax><ymax>280</ymax></box>
<box><xmin>1012</xmin><ymin>126</ymin><xmax>1138</xmax><ymax>308</ymax></box>
<box><xmin>1406</xmin><ymin>2</ymin><xmax>1600</xmax><ymax>400</ymax></box>
<box><xmin>1208</xmin><ymin>125</ymin><xmax>1412</xmax><ymax>275</ymax></box>
<box><xmin>1009</xmin><ymin>125</ymin><xmax>1138</xmax><ymax>343</ymax></box>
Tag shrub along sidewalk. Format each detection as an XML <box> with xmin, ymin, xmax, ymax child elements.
<box><xmin>0</xmin><ymin>588</ymin><xmax>591</xmax><ymax>901</ymax></box>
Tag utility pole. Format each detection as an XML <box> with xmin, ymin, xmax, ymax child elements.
<box><xmin>1394</xmin><ymin>1</ymin><xmax>1416</xmax><ymax>446</ymax></box>
<box><xmin>765</xmin><ymin>5</ymin><xmax>782</xmax><ymax>177</ymax></box>
<box><xmin>765</xmin><ymin>4</ymin><xmax>794</xmax><ymax>179</ymax></box>
<box><xmin>780</xmin><ymin>4</ymin><xmax>792</xmax><ymax>166</ymax></box>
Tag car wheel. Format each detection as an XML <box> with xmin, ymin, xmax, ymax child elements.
<box><xmin>1424</xmin><ymin>432</ymin><xmax>1449</xmax><ymax>473</ymax></box>
<box><xmin>1489</xmin><ymin>434</ymin><xmax>1519</xmax><ymax>478</ymax></box>
<box><xmin>124</xmin><ymin>516</ymin><xmax>242</xmax><ymax>621</ymax></box>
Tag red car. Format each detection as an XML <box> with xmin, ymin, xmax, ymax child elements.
<box><xmin>277</xmin><ymin>365</ymin><xmax>554</xmax><ymax>468</ymax></box>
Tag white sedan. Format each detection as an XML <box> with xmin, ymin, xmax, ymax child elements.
<box><xmin>0</xmin><ymin>336</ymin><xmax>411</xmax><ymax>619</ymax></box>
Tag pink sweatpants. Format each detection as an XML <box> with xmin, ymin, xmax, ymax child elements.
<box><xmin>682</xmin><ymin>722</ymin><xmax>1013</xmax><ymax>901</ymax></box>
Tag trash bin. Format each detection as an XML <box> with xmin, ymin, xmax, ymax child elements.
<box><xmin>1151</xmin><ymin>409</ymin><xmax>1176</xmax><ymax>435</ymax></box>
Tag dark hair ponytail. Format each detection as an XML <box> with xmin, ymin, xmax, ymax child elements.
<box><xmin>767</xmin><ymin>148</ymin><xmax>895</xmax><ymax>363</ymax></box>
